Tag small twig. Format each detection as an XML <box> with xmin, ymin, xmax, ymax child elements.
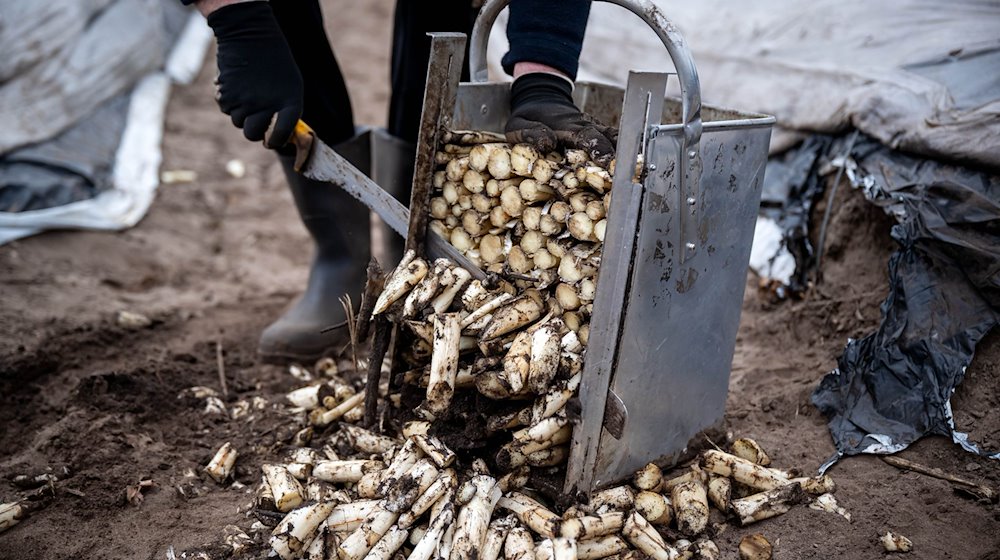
<box><xmin>340</xmin><ymin>294</ymin><xmax>359</xmax><ymax>373</ymax></box>
<box><xmin>881</xmin><ymin>455</ymin><xmax>997</xmax><ymax>502</ymax></box>
<box><xmin>215</xmin><ymin>340</ymin><xmax>228</xmax><ymax>399</ymax></box>
<box><xmin>319</xmin><ymin>320</ymin><xmax>348</xmax><ymax>334</ymax></box>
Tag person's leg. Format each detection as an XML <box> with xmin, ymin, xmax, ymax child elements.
<box><xmin>388</xmin><ymin>0</ymin><xmax>477</xmax><ymax>143</ymax></box>
<box><xmin>259</xmin><ymin>0</ymin><xmax>369</xmax><ymax>364</ymax></box>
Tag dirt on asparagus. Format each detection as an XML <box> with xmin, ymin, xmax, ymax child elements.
<box><xmin>1</xmin><ymin>0</ymin><xmax>999</xmax><ymax>558</ymax></box>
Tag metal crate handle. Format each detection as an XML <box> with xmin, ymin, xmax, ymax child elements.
<box><xmin>468</xmin><ymin>0</ymin><xmax>703</xmax><ymax>146</ymax></box>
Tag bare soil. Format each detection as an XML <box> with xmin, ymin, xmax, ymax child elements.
<box><xmin>1</xmin><ymin>1</ymin><xmax>998</xmax><ymax>558</ymax></box>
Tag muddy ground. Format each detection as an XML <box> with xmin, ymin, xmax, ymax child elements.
<box><xmin>1</xmin><ymin>1</ymin><xmax>998</xmax><ymax>558</ymax></box>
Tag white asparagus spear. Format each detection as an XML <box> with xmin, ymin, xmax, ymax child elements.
<box><xmin>633</xmin><ymin>491</ymin><xmax>672</xmax><ymax>526</ymax></box>
<box><xmin>730</xmin><ymin>482</ymin><xmax>804</xmax><ymax>526</ymax></box>
<box><xmin>419</xmin><ymin>313</ymin><xmax>462</xmax><ymax>419</ymax></box>
<box><xmin>304</xmin><ymin>525</ymin><xmax>338</xmax><ymax>560</ymax></box>
<box><xmin>880</xmin><ymin>532</ymin><xmax>913</xmax><ymax>553</ymax></box>
<box><xmin>342</xmin><ymin>425</ymin><xmax>401</xmax><ymax>455</ymax></box>
<box><xmin>660</xmin><ymin>466</ymin><xmax>707</xmax><ymax>493</ymax></box>
<box><xmin>357</xmin><ymin>471</ymin><xmax>382</xmax><ymax>499</ymax></box>
<box><xmin>588</xmin><ymin>486</ymin><xmax>635</xmax><ymax>513</ymax></box>
<box><xmin>531</xmin><ymin>372</ymin><xmax>581</xmax><ymax>424</ymax></box>
<box><xmin>497</xmin><ymin>466</ymin><xmax>531</xmax><ymax>493</ymax></box>
<box><xmin>313</xmin><ymin>460</ymin><xmax>385</xmax><ymax>484</ymax></box>
<box><xmin>436</xmin><ymin>526</ymin><xmax>457</xmax><ymax>560</ymax></box>
<box><xmin>497</xmin><ymin>492</ymin><xmax>560</xmax><ymax>538</ymax></box>
<box><xmin>408</xmin><ymin>502</ymin><xmax>455</xmax><ymax>560</ymax></box>
<box><xmin>576</xmin><ymin>536</ymin><xmax>629</xmax><ymax>560</ymax></box>
<box><xmin>450</xmin><ymin>475</ymin><xmax>503</xmax><ymax>560</ymax></box>
<box><xmin>461</xmin><ymin>293</ymin><xmax>515</xmax><ymax>329</ymax></box>
<box><xmin>262</xmin><ymin>464</ymin><xmax>305</xmax><ymax>512</ymax></box>
<box><xmin>706</xmin><ymin>477</ymin><xmax>731</xmax><ymax>512</ymax></box>
<box><xmin>271</xmin><ymin>502</ymin><xmax>337</xmax><ymax>560</ymax></box>
<box><xmin>536</xmin><ymin>539</ymin><xmax>555</xmax><ymax>560</ymax></box>
<box><xmin>481</xmin><ymin>296</ymin><xmax>544</xmax><ymax>340</ymax></box>
<box><xmin>378</xmin><ymin>439</ymin><xmax>425</xmax><ymax>492</ymax></box>
<box><xmin>730</xmin><ymin>438</ymin><xmax>771</xmax><ymax>466</ymax></box>
<box><xmin>363</xmin><ymin>525</ymin><xmax>409</xmax><ymax>560</ymax></box>
<box><xmin>443</xmin><ymin>131</ymin><xmax>507</xmax><ymax>145</ymax></box>
<box><xmin>558</xmin><ymin>512</ymin><xmax>625</xmax><ymax>539</ymax></box>
<box><xmin>205</xmin><ymin>442</ymin><xmax>238</xmax><ymax>484</ymax></box>
<box><xmin>551</xmin><ymin>538</ymin><xmax>578</xmax><ymax>560</ymax></box>
<box><xmin>622</xmin><ymin>511</ymin><xmax>679</xmax><ymax>560</ymax></box>
<box><xmin>633</xmin><ymin>463</ymin><xmax>662</xmax><ymax>492</ymax></box>
<box><xmin>526</xmin><ymin>318</ymin><xmax>562</xmax><ymax>393</ymax></box>
<box><xmin>790</xmin><ymin>475</ymin><xmax>836</xmax><ymax>495</ymax></box>
<box><xmin>504</xmin><ymin>526</ymin><xmax>535</xmax><ymax>560</ymax></box>
<box><xmin>374</xmin><ymin>252</ymin><xmax>428</xmax><ymax>315</ymax></box>
<box><xmin>339</xmin><ymin>503</ymin><xmax>403</xmax><ymax>560</ymax></box>
<box><xmin>385</xmin><ymin>459</ymin><xmax>440</xmax><ymax>513</ymax></box>
<box><xmin>325</xmin><ymin>501</ymin><xmax>381</xmax><ymax>533</ymax></box>
<box><xmin>502</xmin><ymin>328</ymin><xmax>533</xmax><ymax>394</ymax></box>
<box><xmin>403</xmin><ymin>421</ymin><xmax>431</xmax><ymax>438</ymax></box>
<box><xmin>482</xmin><ymin>515</ymin><xmax>518</xmax><ymax>560</ymax></box>
<box><xmin>671</xmin><ymin>481</ymin><xmax>709</xmax><ymax>536</ymax></box>
<box><xmin>316</xmin><ymin>393</ymin><xmax>366</xmax><ymax>426</ymax></box>
<box><xmin>287</xmin><ymin>383</ymin><xmax>334</xmax><ymax>409</ymax></box>
<box><xmin>432</xmin><ymin>267</ymin><xmax>472</xmax><ymax>314</ymax></box>
<box><xmin>403</xmin><ymin>259</ymin><xmax>449</xmax><ymax>318</ymax></box>
<box><xmin>513</xmin><ymin>416</ymin><xmax>569</xmax><ymax>445</ymax></box>
<box><xmin>809</xmin><ymin>492</ymin><xmax>851</xmax><ymax>522</ymax></box>
<box><xmin>0</xmin><ymin>502</ymin><xmax>26</xmax><ymax>534</ymax></box>
<box><xmin>413</xmin><ymin>433</ymin><xmax>457</xmax><ymax>468</ymax></box>
<box><xmin>399</xmin><ymin>469</ymin><xmax>458</xmax><ymax>528</ymax></box>
<box><xmin>701</xmin><ymin>450</ymin><xmax>789</xmax><ymax>492</ymax></box>
<box><xmin>737</xmin><ymin>534</ymin><xmax>772</xmax><ymax>560</ymax></box>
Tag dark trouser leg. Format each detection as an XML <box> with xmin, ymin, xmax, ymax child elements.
<box><xmin>259</xmin><ymin>0</ymin><xmax>369</xmax><ymax>364</ymax></box>
<box><xmin>381</xmin><ymin>1</ymin><xmax>477</xmax><ymax>263</ymax></box>
<box><xmin>388</xmin><ymin>0</ymin><xmax>477</xmax><ymax>143</ymax></box>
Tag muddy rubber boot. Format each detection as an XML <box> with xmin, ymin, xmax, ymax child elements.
<box><xmin>258</xmin><ymin>152</ymin><xmax>370</xmax><ymax>364</ymax></box>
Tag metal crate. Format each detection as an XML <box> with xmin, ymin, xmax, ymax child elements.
<box><xmin>408</xmin><ymin>0</ymin><xmax>775</xmax><ymax>493</ymax></box>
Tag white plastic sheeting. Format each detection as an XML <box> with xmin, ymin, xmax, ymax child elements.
<box><xmin>490</xmin><ymin>1</ymin><xmax>1000</xmax><ymax>169</ymax></box>
<box><xmin>0</xmin><ymin>7</ymin><xmax>212</xmax><ymax>244</ymax></box>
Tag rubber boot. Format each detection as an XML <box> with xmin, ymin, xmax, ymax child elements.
<box><xmin>258</xmin><ymin>152</ymin><xmax>371</xmax><ymax>364</ymax></box>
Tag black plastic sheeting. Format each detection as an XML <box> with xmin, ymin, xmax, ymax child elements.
<box><xmin>758</xmin><ymin>135</ymin><xmax>835</xmax><ymax>297</ymax></box>
<box><xmin>0</xmin><ymin>94</ymin><xmax>129</xmax><ymax>212</ymax></box>
<box><xmin>806</xmin><ymin>134</ymin><xmax>1000</xmax><ymax>468</ymax></box>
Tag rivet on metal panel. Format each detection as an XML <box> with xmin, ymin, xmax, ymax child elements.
<box><xmin>480</xmin><ymin>104</ymin><xmax>489</xmax><ymax>115</ymax></box>
<box><xmin>648</xmin><ymin>164</ymin><xmax>657</xmax><ymax>172</ymax></box>
<box><xmin>686</xmin><ymin>197</ymin><xmax>696</xmax><ymax>206</ymax></box>
<box><xmin>685</xmin><ymin>242</ymin><xmax>696</xmax><ymax>251</ymax></box>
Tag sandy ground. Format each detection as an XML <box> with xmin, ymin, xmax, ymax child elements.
<box><xmin>1</xmin><ymin>1</ymin><xmax>998</xmax><ymax>559</ymax></box>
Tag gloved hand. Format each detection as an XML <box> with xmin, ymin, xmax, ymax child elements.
<box><xmin>505</xmin><ymin>73</ymin><xmax>617</xmax><ymax>165</ymax></box>
<box><xmin>207</xmin><ymin>1</ymin><xmax>303</xmax><ymax>148</ymax></box>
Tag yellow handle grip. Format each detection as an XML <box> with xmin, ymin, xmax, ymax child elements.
<box><xmin>289</xmin><ymin>119</ymin><xmax>316</xmax><ymax>172</ymax></box>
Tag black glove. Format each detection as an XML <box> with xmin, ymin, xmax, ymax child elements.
<box><xmin>506</xmin><ymin>73</ymin><xmax>617</xmax><ymax>165</ymax></box>
<box><xmin>207</xmin><ymin>1</ymin><xmax>303</xmax><ymax>148</ymax></box>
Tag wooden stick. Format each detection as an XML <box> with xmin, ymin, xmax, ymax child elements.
<box><xmin>881</xmin><ymin>455</ymin><xmax>997</xmax><ymax>501</ymax></box>
<box><xmin>215</xmin><ymin>340</ymin><xmax>228</xmax><ymax>398</ymax></box>
<box><xmin>357</xmin><ymin>258</ymin><xmax>385</xmax><ymax>342</ymax></box>
<box><xmin>365</xmin><ymin>317</ymin><xmax>392</xmax><ymax>429</ymax></box>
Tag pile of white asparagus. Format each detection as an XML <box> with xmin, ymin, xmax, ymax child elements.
<box><xmin>190</xmin><ymin>134</ymin><xmax>849</xmax><ymax>560</ymax></box>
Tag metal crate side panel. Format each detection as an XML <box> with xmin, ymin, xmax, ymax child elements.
<box><xmin>592</xmin><ymin>126</ymin><xmax>771</xmax><ymax>487</ymax></box>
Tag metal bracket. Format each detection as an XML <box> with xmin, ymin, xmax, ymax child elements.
<box><xmin>565</xmin><ymin>71</ymin><xmax>669</xmax><ymax>496</ymax></box>
<box><xmin>405</xmin><ymin>33</ymin><xmax>467</xmax><ymax>258</ymax></box>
